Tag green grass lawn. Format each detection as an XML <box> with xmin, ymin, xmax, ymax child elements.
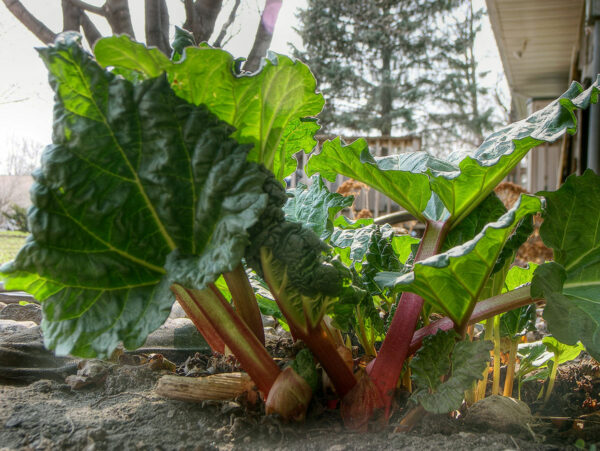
<box><xmin>0</xmin><ymin>231</ymin><xmax>27</xmax><ymax>265</ymax></box>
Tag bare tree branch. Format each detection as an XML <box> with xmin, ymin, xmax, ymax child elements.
<box><xmin>62</xmin><ymin>0</ymin><xmax>81</xmax><ymax>31</ymax></box>
<box><xmin>213</xmin><ymin>0</ymin><xmax>240</xmax><ymax>48</ymax></box>
<box><xmin>70</xmin><ymin>0</ymin><xmax>106</xmax><ymax>16</ymax></box>
<box><xmin>145</xmin><ymin>0</ymin><xmax>171</xmax><ymax>55</ymax></box>
<box><xmin>2</xmin><ymin>0</ymin><xmax>57</xmax><ymax>43</ymax></box>
<box><xmin>80</xmin><ymin>10</ymin><xmax>103</xmax><ymax>47</ymax></box>
<box><xmin>244</xmin><ymin>0</ymin><xmax>282</xmax><ymax>72</ymax></box>
<box><xmin>104</xmin><ymin>0</ymin><xmax>135</xmax><ymax>37</ymax></box>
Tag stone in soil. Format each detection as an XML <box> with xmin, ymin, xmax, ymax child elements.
<box><xmin>0</xmin><ymin>319</ymin><xmax>37</xmax><ymax>336</ymax></box>
<box><xmin>0</xmin><ymin>303</ymin><xmax>42</xmax><ymax>324</ymax></box>
<box><xmin>464</xmin><ymin>394</ymin><xmax>533</xmax><ymax>434</ymax></box>
<box><xmin>0</xmin><ymin>325</ymin><xmax>78</xmax><ymax>383</ymax></box>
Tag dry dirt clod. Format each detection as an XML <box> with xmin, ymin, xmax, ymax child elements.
<box><xmin>65</xmin><ymin>360</ymin><xmax>113</xmax><ymax>389</ymax></box>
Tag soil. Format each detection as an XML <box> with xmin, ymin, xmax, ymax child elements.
<box><xmin>2</xmin><ymin>348</ymin><xmax>599</xmax><ymax>451</ymax></box>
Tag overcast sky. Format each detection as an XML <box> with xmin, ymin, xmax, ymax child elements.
<box><xmin>0</xmin><ymin>0</ymin><xmax>505</xmax><ymax>174</ymax></box>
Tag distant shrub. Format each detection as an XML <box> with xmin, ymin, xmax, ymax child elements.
<box><xmin>2</xmin><ymin>204</ymin><xmax>28</xmax><ymax>232</ymax></box>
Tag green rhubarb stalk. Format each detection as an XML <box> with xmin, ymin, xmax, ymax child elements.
<box><xmin>223</xmin><ymin>263</ymin><xmax>265</xmax><ymax>345</ymax></box>
<box><xmin>171</xmin><ymin>283</ymin><xmax>280</xmax><ymax>395</ymax></box>
<box><xmin>356</xmin><ymin>308</ymin><xmax>377</xmax><ymax>357</ymax></box>
<box><xmin>477</xmin><ymin>319</ymin><xmax>494</xmax><ymax>400</ymax></box>
<box><xmin>503</xmin><ymin>339</ymin><xmax>518</xmax><ymax>397</ymax></box>
<box><xmin>492</xmin><ymin>315</ymin><xmax>501</xmax><ymax>395</ymax></box>
<box><xmin>544</xmin><ymin>359</ymin><xmax>559</xmax><ymax>403</ymax></box>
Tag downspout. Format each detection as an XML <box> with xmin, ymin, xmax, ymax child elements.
<box><xmin>587</xmin><ymin>0</ymin><xmax>600</xmax><ymax>173</ymax></box>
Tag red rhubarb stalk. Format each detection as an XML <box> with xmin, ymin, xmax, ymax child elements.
<box><xmin>173</xmin><ymin>289</ymin><xmax>226</xmax><ymax>354</ymax></box>
<box><xmin>259</xmin><ymin>248</ymin><xmax>357</xmax><ymax>397</ymax></box>
<box><xmin>171</xmin><ymin>283</ymin><xmax>280</xmax><ymax>395</ymax></box>
<box><xmin>299</xmin><ymin>321</ymin><xmax>357</xmax><ymax>397</ymax></box>
<box><xmin>223</xmin><ymin>263</ymin><xmax>265</xmax><ymax>345</ymax></box>
<box><xmin>367</xmin><ymin>220</ymin><xmax>449</xmax><ymax>415</ymax></box>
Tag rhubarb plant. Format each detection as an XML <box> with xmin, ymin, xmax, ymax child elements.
<box><xmin>308</xmin><ymin>74</ymin><xmax>600</xmax><ymax>422</ymax></box>
<box><xmin>1</xmin><ymin>31</ymin><xmax>600</xmax><ymax>428</ymax></box>
<box><xmin>0</xmin><ymin>33</ymin><xmax>352</xmax><ymax>419</ymax></box>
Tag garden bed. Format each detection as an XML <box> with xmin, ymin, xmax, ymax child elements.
<box><xmin>1</xmin><ymin>346</ymin><xmax>597</xmax><ymax>450</ymax></box>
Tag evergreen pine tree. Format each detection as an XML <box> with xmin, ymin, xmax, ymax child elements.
<box><xmin>294</xmin><ymin>0</ymin><xmax>458</xmax><ymax>137</ymax></box>
<box><xmin>425</xmin><ymin>1</ymin><xmax>508</xmax><ymax>151</ymax></box>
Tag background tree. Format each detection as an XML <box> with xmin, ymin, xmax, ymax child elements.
<box><xmin>294</xmin><ymin>0</ymin><xmax>458</xmax><ymax>137</ymax></box>
<box><xmin>4</xmin><ymin>136</ymin><xmax>44</xmax><ymax>176</ymax></box>
<box><xmin>424</xmin><ymin>1</ymin><xmax>509</xmax><ymax>151</ymax></box>
<box><xmin>2</xmin><ymin>0</ymin><xmax>281</xmax><ymax>67</ymax></box>
<box><xmin>0</xmin><ymin>137</ymin><xmax>43</xmax><ymax>219</ymax></box>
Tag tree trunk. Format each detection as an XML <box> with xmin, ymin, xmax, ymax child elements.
<box><xmin>380</xmin><ymin>46</ymin><xmax>393</xmax><ymax>136</ymax></box>
<box><xmin>104</xmin><ymin>0</ymin><xmax>135</xmax><ymax>37</ymax></box>
<box><xmin>145</xmin><ymin>0</ymin><xmax>171</xmax><ymax>55</ymax></box>
<box><xmin>187</xmin><ymin>0</ymin><xmax>222</xmax><ymax>44</ymax></box>
<box><xmin>62</xmin><ymin>0</ymin><xmax>80</xmax><ymax>31</ymax></box>
<box><xmin>2</xmin><ymin>0</ymin><xmax>57</xmax><ymax>44</ymax></box>
<box><xmin>244</xmin><ymin>0</ymin><xmax>282</xmax><ymax>73</ymax></box>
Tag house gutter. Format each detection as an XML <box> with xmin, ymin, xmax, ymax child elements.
<box><xmin>588</xmin><ymin>0</ymin><xmax>600</xmax><ymax>173</ymax></box>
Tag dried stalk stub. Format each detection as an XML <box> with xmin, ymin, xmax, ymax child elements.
<box><xmin>265</xmin><ymin>367</ymin><xmax>313</xmax><ymax>421</ymax></box>
<box><xmin>156</xmin><ymin>372</ymin><xmax>257</xmax><ymax>403</ymax></box>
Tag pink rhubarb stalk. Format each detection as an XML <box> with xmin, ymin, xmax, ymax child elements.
<box><xmin>367</xmin><ymin>220</ymin><xmax>449</xmax><ymax>416</ymax></box>
<box><xmin>173</xmin><ymin>289</ymin><xmax>226</xmax><ymax>354</ymax></box>
<box><xmin>299</xmin><ymin>321</ymin><xmax>357</xmax><ymax>397</ymax></box>
<box><xmin>171</xmin><ymin>283</ymin><xmax>280</xmax><ymax>395</ymax></box>
<box><xmin>223</xmin><ymin>263</ymin><xmax>265</xmax><ymax>345</ymax></box>
<box><xmin>259</xmin><ymin>248</ymin><xmax>357</xmax><ymax>398</ymax></box>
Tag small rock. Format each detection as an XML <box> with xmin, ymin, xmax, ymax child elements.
<box><xmin>261</xmin><ymin>315</ymin><xmax>277</xmax><ymax>328</ymax></box>
<box><xmin>5</xmin><ymin>416</ymin><xmax>23</xmax><ymax>428</ymax></box>
<box><xmin>220</xmin><ymin>401</ymin><xmax>241</xmax><ymax>415</ymax></box>
<box><xmin>169</xmin><ymin>301</ymin><xmax>187</xmax><ymax>319</ymax></box>
<box><xmin>31</xmin><ymin>379</ymin><xmax>53</xmax><ymax>393</ymax></box>
<box><xmin>160</xmin><ymin>317</ymin><xmax>194</xmax><ymax>330</ymax></box>
<box><xmin>66</xmin><ymin>360</ymin><xmax>112</xmax><ymax>389</ymax></box>
<box><xmin>465</xmin><ymin>395</ymin><xmax>532</xmax><ymax>434</ymax></box>
<box><xmin>167</xmin><ymin>410</ymin><xmax>176</xmax><ymax>419</ymax></box>
<box><xmin>32</xmin><ymin>434</ymin><xmax>54</xmax><ymax>450</ymax></box>
<box><xmin>0</xmin><ymin>303</ymin><xmax>42</xmax><ymax>324</ymax></box>
<box><xmin>88</xmin><ymin>427</ymin><xmax>107</xmax><ymax>442</ymax></box>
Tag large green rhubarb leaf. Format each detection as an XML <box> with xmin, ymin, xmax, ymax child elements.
<box><xmin>306</xmin><ymin>78</ymin><xmax>599</xmax><ymax>227</ymax></box>
<box><xmin>305</xmin><ymin>137</ymin><xmax>451</xmax><ymax>221</ymax></box>
<box><xmin>94</xmin><ymin>35</ymin><xmax>324</xmax><ymax>181</ymax></box>
<box><xmin>377</xmin><ymin>195</ymin><xmax>542</xmax><ymax>326</ymax></box>
<box><xmin>284</xmin><ymin>176</ymin><xmax>353</xmax><ymax>240</ymax></box>
<box><xmin>431</xmin><ymin>78</ymin><xmax>598</xmax><ymax>227</ymax></box>
<box><xmin>0</xmin><ymin>34</ymin><xmax>272</xmax><ymax>358</ymax></box>
<box><xmin>532</xmin><ymin>170</ymin><xmax>600</xmax><ymax>360</ymax></box>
